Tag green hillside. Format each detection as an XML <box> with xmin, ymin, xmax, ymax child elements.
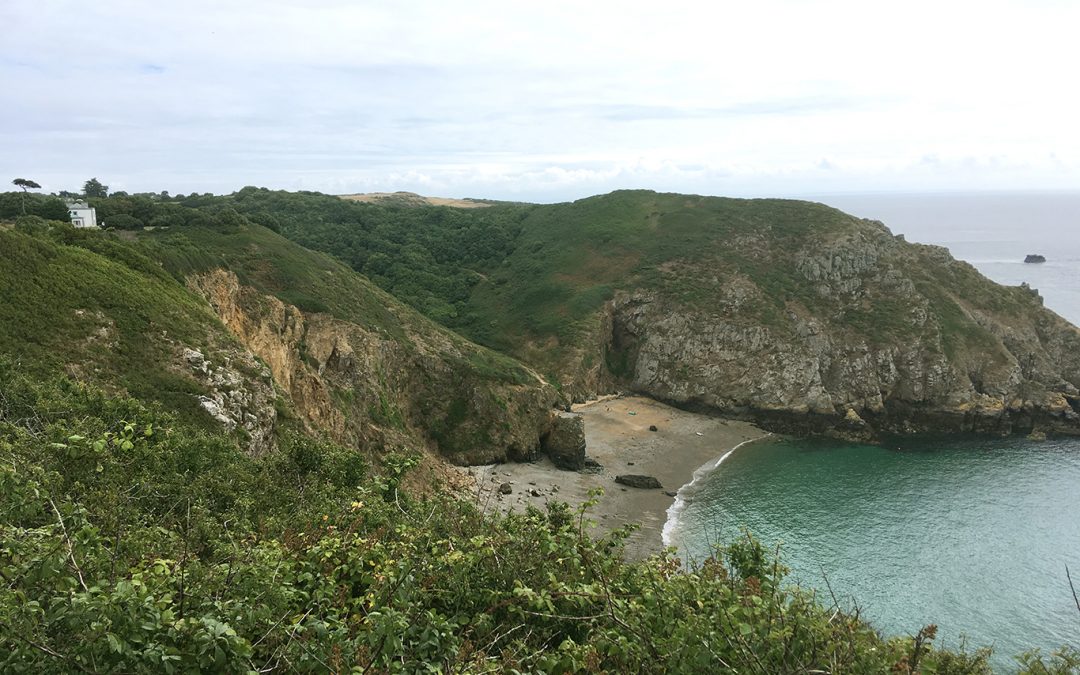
<box><xmin>3</xmin><ymin>190</ymin><xmax>1078</xmax><ymax>671</ymax></box>
<box><xmin>462</xmin><ymin>191</ymin><xmax>863</xmax><ymax>364</ymax></box>
<box><xmin>0</xmin><ymin>226</ymin><xmax>240</xmax><ymax>422</ymax></box>
<box><xmin>184</xmin><ymin>187</ymin><xmax>1080</xmax><ymax>436</ymax></box>
<box><xmin>0</xmin><ymin>211</ymin><xmax>552</xmax><ymax>465</ymax></box>
<box><xmin>1</xmin><ymin>366</ymin><xmax>1021</xmax><ymax>673</ymax></box>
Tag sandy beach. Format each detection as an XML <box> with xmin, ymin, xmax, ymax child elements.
<box><xmin>461</xmin><ymin>395</ymin><xmax>770</xmax><ymax>560</ymax></box>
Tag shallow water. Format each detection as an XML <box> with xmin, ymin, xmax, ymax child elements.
<box><xmin>668</xmin><ymin>193</ymin><xmax>1080</xmax><ymax>669</ymax></box>
<box><xmin>665</xmin><ymin>436</ymin><xmax>1080</xmax><ymax>668</ymax></box>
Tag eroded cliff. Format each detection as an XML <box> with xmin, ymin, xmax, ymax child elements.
<box><xmin>599</xmin><ymin>217</ymin><xmax>1080</xmax><ymax>438</ymax></box>
<box><xmin>189</xmin><ymin>269</ymin><xmax>560</xmax><ymax>464</ymax></box>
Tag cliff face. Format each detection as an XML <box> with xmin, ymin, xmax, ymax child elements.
<box><xmin>189</xmin><ymin>269</ymin><xmax>559</xmax><ymax>464</ymax></box>
<box><xmin>143</xmin><ymin>189</ymin><xmax>1080</xmax><ymax>442</ymax></box>
<box><xmin>601</xmin><ymin>219</ymin><xmax>1080</xmax><ymax>438</ymax></box>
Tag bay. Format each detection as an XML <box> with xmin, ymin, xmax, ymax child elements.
<box><xmin>667</xmin><ymin>192</ymin><xmax>1080</xmax><ymax>669</ymax></box>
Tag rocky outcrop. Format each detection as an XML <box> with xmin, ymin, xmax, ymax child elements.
<box><xmin>615</xmin><ymin>475</ymin><xmax>663</xmax><ymax>489</ymax></box>
<box><xmin>189</xmin><ymin>269</ymin><xmax>559</xmax><ymax>464</ymax></box>
<box><xmin>599</xmin><ymin>221</ymin><xmax>1080</xmax><ymax>439</ymax></box>
<box><xmin>181</xmin><ymin>347</ymin><xmax>277</xmax><ymax>456</ymax></box>
<box><xmin>540</xmin><ymin>411</ymin><xmax>586</xmax><ymax>470</ymax></box>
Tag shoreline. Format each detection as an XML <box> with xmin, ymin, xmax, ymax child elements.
<box><xmin>462</xmin><ymin>395</ymin><xmax>771</xmax><ymax>560</ymax></box>
<box><xmin>660</xmin><ymin>433</ymin><xmax>771</xmax><ymax>550</ymax></box>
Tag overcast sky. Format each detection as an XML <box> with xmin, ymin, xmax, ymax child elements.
<box><xmin>3</xmin><ymin>0</ymin><xmax>1080</xmax><ymax>201</ymax></box>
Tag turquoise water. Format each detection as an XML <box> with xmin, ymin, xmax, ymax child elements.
<box><xmin>668</xmin><ymin>193</ymin><xmax>1080</xmax><ymax>669</ymax></box>
<box><xmin>665</xmin><ymin>436</ymin><xmax>1080</xmax><ymax>668</ymax></box>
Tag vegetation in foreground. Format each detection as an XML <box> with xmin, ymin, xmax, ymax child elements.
<box><xmin>3</xmin><ymin>183</ymin><xmax>1079</xmax><ymax>671</ymax></box>
<box><xmin>4</xmin><ymin>364</ymin><xmax>1078</xmax><ymax>673</ymax></box>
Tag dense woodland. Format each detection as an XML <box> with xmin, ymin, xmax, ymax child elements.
<box><xmin>2</xmin><ymin>185</ymin><xmax>1079</xmax><ymax>671</ymax></box>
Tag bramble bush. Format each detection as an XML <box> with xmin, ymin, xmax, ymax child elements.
<box><xmin>0</xmin><ymin>365</ymin><xmax>1072</xmax><ymax>672</ymax></box>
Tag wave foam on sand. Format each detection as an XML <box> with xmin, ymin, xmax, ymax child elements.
<box><xmin>662</xmin><ymin>435</ymin><xmax>771</xmax><ymax>551</ymax></box>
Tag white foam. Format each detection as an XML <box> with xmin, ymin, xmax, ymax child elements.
<box><xmin>661</xmin><ymin>434</ymin><xmax>770</xmax><ymax>549</ymax></box>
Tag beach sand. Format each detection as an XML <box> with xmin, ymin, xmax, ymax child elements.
<box><xmin>461</xmin><ymin>395</ymin><xmax>769</xmax><ymax>560</ymax></box>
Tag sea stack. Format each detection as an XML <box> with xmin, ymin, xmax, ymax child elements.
<box><xmin>1024</xmin><ymin>254</ymin><xmax>1046</xmax><ymax>263</ymax></box>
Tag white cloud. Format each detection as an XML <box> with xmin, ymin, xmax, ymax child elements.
<box><xmin>3</xmin><ymin>0</ymin><xmax>1080</xmax><ymax>200</ymax></box>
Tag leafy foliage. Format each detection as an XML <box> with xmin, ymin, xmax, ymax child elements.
<box><xmin>12</xmin><ymin>178</ymin><xmax>41</xmax><ymax>191</ymax></box>
<box><xmin>226</xmin><ymin>187</ymin><xmax>530</xmax><ymax>329</ymax></box>
<box><xmin>83</xmin><ymin>177</ymin><xmax>109</xmax><ymax>199</ymax></box>
<box><xmin>2</xmin><ymin>365</ymin><xmax>1053</xmax><ymax>673</ymax></box>
<box><xmin>0</xmin><ymin>191</ymin><xmax>71</xmax><ymax>222</ymax></box>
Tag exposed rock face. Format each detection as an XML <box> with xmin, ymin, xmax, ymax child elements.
<box><xmin>1025</xmin><ymin>254</ymin><xmax>1046</xmax><ymax>264</ymax></box>
<box><xmin>180</xmin><ymin>346</ymin><xmax>277</xmax><ymax>456</ymax></box>
<box><xmin>601</xmin><ymin>221</ymin><xmax>1080</xmax><ymax>438</ymax></box>
<box><xmin>615</xmin><ymin>475</ymin><xmax>663</xmax><ymax>489</ymax></box>
<box><xmin>541</xmin><ymin>411</ymin><xmax>586</xmax><ymax>470</ymax></box>
<box><xmin>189</xmin><ymin>269</ymin><xmax>559</xmax><ymax>464</ymax></box>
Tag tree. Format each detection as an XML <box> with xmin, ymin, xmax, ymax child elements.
<box><xmin>103</xmin><ymin>213</ymin><xmax>143</xmax><ymax>230</ymax></box>
<box><xmin>11</xmin><ymin>178</ymin><xmax>41</xmax><ymax>215</ymax></box>
<box><xmin>83</xmin><ymin>177</ymin><xmax>109</xmax><ymax>199</ymax></box>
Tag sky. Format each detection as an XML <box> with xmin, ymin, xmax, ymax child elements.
<box><xmin>3</xmin><ymin>0</ymin><xmax>1080</xmax><ymax>202</ymax></box>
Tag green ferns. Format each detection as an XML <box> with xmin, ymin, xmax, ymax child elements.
<box><xmin>5</xmin><ymin>365</ymin><xmax>1070</xmax><ymax>673</ymax></box>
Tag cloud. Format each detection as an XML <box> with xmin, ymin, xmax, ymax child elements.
<box><xmin>3</xmin><ymin>0</ymin><xmax>1080</xmax><ymax>199</ymax></box>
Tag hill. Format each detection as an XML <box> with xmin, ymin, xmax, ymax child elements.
<box><xmin>339</xmin><ymin>191</ymin><xmax>494</xmax><ymax>208</ymax></box>
<box><xmin>2</xmin><ymin>190</ymin><xmax>1076</xmax><ymax>671</ymax></box>
<box><xmin>215</xmin><ymin>188</ymin><xmax>1080</xmax><ymax>440</ymax></box>
<box><xmin>0</xmin><ymin>215</ymin><xmax>559</xmax><ymax>466</ymax></box>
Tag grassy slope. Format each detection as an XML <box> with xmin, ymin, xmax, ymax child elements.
<box><xmin>467</xmin><ymin>191</ymin><xmax>1057</xmax><ymax>386</ymax></box>
<box><xmin>0</xmin><ymin>228</ymin><xmax>226</xmax><ymax>421</ymax></box>
<box><xmin>137</xmin><ymin>221</ymin><xmax>534</xmax><ymax>386</ymax></box>
<box><xmin>139</xmin><ymin>222</ymin><xmax>407</xmax><ymax>338</ymax></box>
<box><xmin>202</xmin><ymin>188</ymin><xmax>1049</xmax><ymax>396</ymax></box>
<box><xmin>463</xmin><ymin>191</ymin><xmax>875</xmax><ymax>372</ymax></box>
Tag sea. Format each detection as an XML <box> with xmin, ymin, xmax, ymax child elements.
<box><xmin>663</xmin><ymin>192</ymin><xmax>1080</xmax><ymax>671</ymax></box>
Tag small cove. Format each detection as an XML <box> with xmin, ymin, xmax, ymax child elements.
<box><xmin>664</xmin><ymin>435</ymin><xmax>1080</xmax><ymax>669</ymax></box>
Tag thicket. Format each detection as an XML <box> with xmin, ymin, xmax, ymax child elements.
<box><xmin>7</xmin><ymin>364</ymin><xmax>1076</xmax><ymax>673</ymax></box>
<box><xmin>0</xmin><ymin>226</ymin><xmax>226</xmax><ymax>423</ymax></box>
<box><xmin>225</xmin><ymin>187</ymin><xmax>530</xmax><ymax>329</ymax></box>
<box><xmin>0</xmin><ymin>191</ymin><xmax>70</xmax><ymax>222</ymax></box>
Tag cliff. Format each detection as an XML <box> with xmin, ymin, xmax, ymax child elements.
<box><xmin>12</xmin><ymin>188</ymin><xmax>1080</xmax><ymax>453</ymax></box>
<box><xmin>1</xmin><ymin>223</ymin><xmax>562</xmax><ymax>466</ymax></box>
<box><xmin>141</xmin><ymin>221</ymin><xmax>562</xmax><ymax>464</ymax></box>
<box><xmin>262</xmin><ymin>189</ymin><xmax>1080</xmax><ymax>440</ymax></box>
<box><xmin>572</xmin><ymin>197</ymin><xmax>1080</xmax><ymax>437</ymax></box>
<box><xmin>188</xmin><ymin>268</ymin><xmax>558</xmax><ymax>464</ymax></box>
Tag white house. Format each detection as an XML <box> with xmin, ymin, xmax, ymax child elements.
<box><xmin>66</xmin><ymin>200</ymin><xmax>98</xmax><ymax>228</ymax></box>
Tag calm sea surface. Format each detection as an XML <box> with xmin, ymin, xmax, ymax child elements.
<box><xmin>665</xmin><ymin>192</ymin><xmax>1080</xmax><ymax>670</ymax></box>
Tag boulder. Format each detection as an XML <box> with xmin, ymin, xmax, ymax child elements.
<box><xmin>542</xmin><ymin>411</ymin><xmax>586</xmax><ymax>470</ymax></box>
<box><xmin>498</xmin><ymin>482</ymin><xmax>513</xmax><ymax>495</ymax></box>
<box><xmin>843</xmin><ymin>407</ymin><xmax>867</xmax><ymax>428</ymax></box>
<box><xmin>615</xmin><ymin>474</ymin><xmax>663</xmax><ymax>489</ymax></box>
